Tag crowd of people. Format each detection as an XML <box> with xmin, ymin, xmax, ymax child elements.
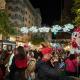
<box><xmin>0</xmin><ymin>43</ymin><xmax>80</xmax><ymax>80</ymax></box>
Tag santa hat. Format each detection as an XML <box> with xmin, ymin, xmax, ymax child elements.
<box><xmin>74</xmin><ymin>27</ymin><xmax>80</xmax><ymax>32</ymax></box>
<box><xmin>41</xmin><ymin>47</ymin><xmax>52</xmax><ymax>55</ymax></box>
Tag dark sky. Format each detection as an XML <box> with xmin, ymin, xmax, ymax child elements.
<box><xmin>29</xmin><ymin>0</ymin><xmax>64</xmax><ymax>26</ymax></box>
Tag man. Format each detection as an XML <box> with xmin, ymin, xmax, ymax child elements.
<box><xmin>35</xmin><ymin>47</ymin><xmax>75</xmax><ymax>80</ymax></box>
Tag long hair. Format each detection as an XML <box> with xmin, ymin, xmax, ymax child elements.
<box><xmin>16</xmin><ymin>46</ymin><xmax>26</xmax><ymax>59</ymax></box>
<box><xmin>69</xmin><ymin>54</ymin><xmax>76</xmax><ymax>60</ymax></box>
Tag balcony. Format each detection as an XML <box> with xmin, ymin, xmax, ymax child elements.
<box><xmin>10</xmin><ymin>14</ymin><xmax>23</xmax><ymax>21</ymax></box>
<box><xmin>6</xmin><ymin>0</ymin><xmax>24</xmax><ymax>5</ymax></box>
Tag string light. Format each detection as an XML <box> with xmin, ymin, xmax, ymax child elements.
<box><xmin>20</xmin><ymin>24</ymin><xmax>74</xmax><ymax>34</ymax></box>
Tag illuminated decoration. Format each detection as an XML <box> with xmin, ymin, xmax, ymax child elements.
<box><xmin>63</xmin><ymin>23</ymin><xmax>74</xmax><ymax>32</ymax></box>
<box><xmin>63</xmin><ymin>27</ymin><xmax>70</xmax><ymax>32</ymax></box>
<box><xmin>64</xmin><ymin>45</ymin><xmax>71</xmax><ymax>51</ymax></box>
<box><xmin>51</xmin><ymin>25</ymin><xmax>62</xmax><ymax>34</ymax></box>
<box><xmin>20</xmin><ymin>27</ymin><xmax>28</xmax><ymax>33</ymax></box>
<box><xmin>20</xmin><ymin>23</ymin><xmax>74</xmax><ymax>34</ymax></box>
<box><xmin>71</xmin><ymin>27</ymin><xmax>80</xmax><ymax>54</ymax></box>
<box><xmin>29</xmin><ymin>26</ymin><xmax>38</xmax><ymax>33</ymax></box>
<box><xmin>39</xmin><ymin>27</ymin><xmax>50</xmax><ymax>32</ymax></box>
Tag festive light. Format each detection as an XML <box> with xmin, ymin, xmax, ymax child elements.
<box><xmin>29</xmin><ymin>26</ymin><xmax>38</xmax><ymax>33</ymax></box>
<box><xmin>20</xmin><ymin>24</ymin><xmax>74</xmax><ymax>34</ymax></box>
<box><xmin>64</xmin><ymin>45</ymin><xmax>71</xmax><ymax>51</ymax></box>
<box><xmin>39</xmin><ymin>27</ymin><xmax>50</xmax><ymax>32</ymax></box>
<box><xmin>63</xmin><ymin>23</ymin><xmax>74</xmax><ymax>32</ymax></box>
<box><xmin>20</xmin><ymin>27</ymin><xmax>28</xmax><ymax>33</ymax></box>
<box><xmin>51</xmin><ymin>25</ymin><xmax>62</xmax><ymax>34</ymax></box>
<box><xmin>63</xmin><ymin>27</ymin><xmax>70</xmax><ymax>32</ymax></box>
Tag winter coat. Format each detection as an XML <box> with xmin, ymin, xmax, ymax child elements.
<box><xmin>65</xmin><ymin>58</ymin><xmax>78</xmax><ymax>73</ymax></box>
<box><xmin>35</xmin><ymin>59</ymin><xmax>74</xmax><ymax>80</ymax></box>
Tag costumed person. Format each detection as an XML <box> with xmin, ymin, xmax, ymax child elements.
<box><xmin>69</xmin><ymin>27</ymin><xmax>80</xmax><ymax>77</ymax></box>
<box><xmin>71</xmin><ymin>27</ymin><xmax>80</xmax><ymax>54</ymax></box>
<box><xmin>35</xmin><ymin>47</ymin><xmax>75</xmax><ymax>80</ymax></box>
<box><xmin>65</xmin><ymin>53</ymin><xmax>79</xmax><ymax>77</ymax></box>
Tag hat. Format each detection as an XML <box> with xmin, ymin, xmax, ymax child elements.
<box><xmin>41</xmin><ymin>47</ymin><xmax>52</xmax><ymax>55</ymax></box>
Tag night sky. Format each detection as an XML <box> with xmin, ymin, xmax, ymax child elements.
<box><xmin>29</xmin><ymin>0</ymin><xmax>64</xmax><ymax>26</ymax></box>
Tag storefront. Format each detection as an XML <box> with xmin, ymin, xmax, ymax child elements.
<box><xmin>0</xmin><ymin>40</ymin><xmax>16</xmax><ymax>51</ymax></box>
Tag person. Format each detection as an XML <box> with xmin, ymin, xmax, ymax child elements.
<box><xmin>65</xmin><ymin>54</ymin><xmax>79</xmax><ymax>77</ymax></box>
<box><xmin>35</xmin><ymin>47</ymin><xmax>74</xmax><ymax>80</ymax></box>
<box><xmin>26</xmin><ymin>53</ymin><xmax>36</xmax><ymax>80</ymax></box>
<box><xmin>9</xmin><ymin>46</ymin><xmax>27</xmax><ymax>80</ymax></box>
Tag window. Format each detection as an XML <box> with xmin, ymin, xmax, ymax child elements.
<box><xmin>8</xmin><ymin>6</ymin><xmax>13</xmax><ymax>10</ymax></box>
<box><xmin>21</xmin><ymin>10</ymin><xmax>25</xmax><ymax>14</ymax></box>
<box><xmin>25</xmin><ymin>18</ymin><xmax>27</xmax><ymax>21</ymax></box>
<box><xmin>26</xmin><ymin>11</ymin><xmax>27</xmax><ymax>14</ymax></box>
<box><xmin>28</xmin><ymin>21</ymin><xmax>30</xmax><ymax>24</ymax></box>
<box><xmin>29</xmin><ymin>15</ymin><xmax>30</xmax><ymax>18</ymax></box>
<box><xmin>15</xmin><ymin>6</ymin><xmax>20</xmax><ymax>11</ymax></box>
<box><xmin>8</xmin><ymin>13</ymin><xmax>11</xmax><ymax>16</ymax></box>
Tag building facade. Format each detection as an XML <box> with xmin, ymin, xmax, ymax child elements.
<box><xmin>0</xmin><ymin>0</ymin><xmax>6</xmax><ymax>9</ymax></box>
<box><xmin>6</xmin><ymin>0</ymin><xmax>42</xmax><ymax>27</ymax></box>
<box><xmin>5</xmin><ymin>0</ymin><xmax>42</xmax><ymax>44</ymax></box>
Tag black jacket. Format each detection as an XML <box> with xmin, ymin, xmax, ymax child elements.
<box><xmin>35</xmin><ymin>59</ymin><xmax>74</xmax><ymax>80</ymax></box>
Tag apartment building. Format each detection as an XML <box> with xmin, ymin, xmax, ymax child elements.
<box><xmin>6</xmin><ymin>0</ymin><xmax>42</xmax><ymax>27</ymax></box>
<box><xmin>5</xmin><ymin>0</ymin><xmax>42</xmax><ymax>44</ymax></box>
<box><xmin>0</xmin><ymin>0</ymin><xmax>6</xmax><ymax>9</ymax></box>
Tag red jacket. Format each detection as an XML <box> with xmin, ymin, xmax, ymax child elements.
<box><xmin>65</xmin><ymin>58</ymin><xmax>78</xmax><ymax>72</ymax></box>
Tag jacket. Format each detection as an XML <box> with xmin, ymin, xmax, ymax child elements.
<box><xmin>35</xmin><ymin>59</ymin><xmax>74</xmax><ymax>80</ymax></box>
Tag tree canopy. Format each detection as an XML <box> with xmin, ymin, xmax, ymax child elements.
<box><xmin>0</xmin><ymin>10</ymin><xmax>17</xmax><ymax>37</ymax></box>
<box><xmin>72</xmin><ymin>0</ymin><xmax>80</xmax><ymax>26</ymax></box>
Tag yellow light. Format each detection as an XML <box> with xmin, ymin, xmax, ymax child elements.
<box><xmin>10</xmin><ymin>36</ymin><xmax>16</xmax><ymax>41</ymax></box>
<box><xmin>64</xmin><ymin>45</ymin><xmax>71</xmax><ymax>51</ymax></box>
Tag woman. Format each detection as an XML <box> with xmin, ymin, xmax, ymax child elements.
<box><xmin>9</xmin><ymin>46</ymin><xmax>27</xmax><ymax>80</ymax></box>
<box><xmin>65</xmin><ymin>54</ymin><xmax>79</xmax><ymax>77</ymax></box>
